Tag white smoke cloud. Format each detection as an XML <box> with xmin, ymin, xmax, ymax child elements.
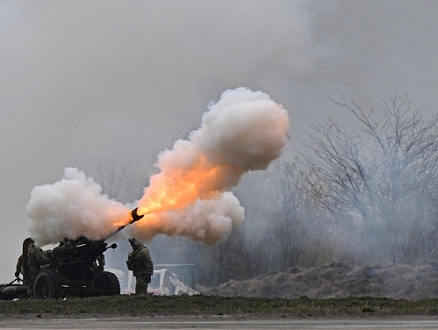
<box><xmin>133</xmin><ymin>87</ymin><xmax>289</xmax><ymax>244</ymax></box>
<box><xmin>195</xmin><ymin>87</ymin><xmax>289</xmax><ymax>171</ymax></box>
<box><xmin>26</xmin><ymin>167</ymin><xmax>130</xmax><ymax>247</ymax></box>
<box><xmin>26</xmin><ymin>88</ymin><xmax>289</xmax><ymax>247</ymax></box>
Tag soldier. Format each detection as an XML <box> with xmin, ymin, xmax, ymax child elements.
<box><xmin>126</xmin><ymin>238</ymin><xmax>153</xmax><ymax>295</ymax></box>
<box><xmin>27</xmin><ymin>238</ymin><xmax>51</xmax><ymax>296</ymax></box>
<box><xmin>14</xmin><ymin>237</ymin><xmax>33</xmax><ymax>286</ymax></box>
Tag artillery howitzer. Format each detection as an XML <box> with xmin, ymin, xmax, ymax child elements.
<box><xmin>1</xmin><ymin>208</ymin><xmax>144</xmax><ymax>300</ymax></box>
<box><xmin>33</xmin><ymin>237</ymin><xmax>118</xmax><ymax>299</ymax></box>
<box><xmin>33</xmin><ymin>208</ymin><xmax>144</xmax><ymax>299</ymax></box>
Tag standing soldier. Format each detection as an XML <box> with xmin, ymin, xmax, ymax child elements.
<box><xmin>14</xmin><ymin>237</ymin><xmax>33</xmax><ymax>286</ymax></box>
<box><xmin>126</xmin><ymin>238</ymin><xmax>154</xmax><ymax>295</ymax></box>
<box><xmin>27</xmin><ymin>238</ymin><xmax>51</xmax><ymax>296</ymax></box>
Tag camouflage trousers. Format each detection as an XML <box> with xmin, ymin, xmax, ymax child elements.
<box><xmin>28</xmin><ymin>274</ymin><xmax>38</xmax><ymax>297</ymax></box>
<box><xmin>134</xmin><ymin>274</ymin><xmax>151</xmax><ymax>295</ymax></box>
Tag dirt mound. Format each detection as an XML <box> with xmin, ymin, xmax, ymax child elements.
<box><xmin>200</xmin><ymin>262</ymin><xmax>438</xmax><ymax>300</ymax></box>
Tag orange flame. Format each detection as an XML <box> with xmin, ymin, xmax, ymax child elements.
<box><xmin>136</xmin><ymin>154</ymin><xmax>243</xmax><ymax>216</ymax></box>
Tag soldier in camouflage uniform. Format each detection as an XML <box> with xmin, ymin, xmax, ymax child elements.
<box><xmin>126</xmin><ymin>238</ymin><xmax>153</xmax><ymax>295</ymax></box>
<box><xmin>27</xmin><ymin>239</ymin><xmax>51</xmax><ymax>296</ymax></box>
<box><xmin>14</xmin><ymin>237</ymin><xmax>34</xmax><ymax>286</ymax></box>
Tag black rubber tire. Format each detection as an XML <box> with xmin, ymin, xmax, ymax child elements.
<box><xmin>93</xmin><ymin>271</ymin><xmax>120</xmax><ymax>296</ymax></box>
<box><xmin>33</xmin><ymin>270</ymin><xmax>60</xmax><ymax>299</ymax></box>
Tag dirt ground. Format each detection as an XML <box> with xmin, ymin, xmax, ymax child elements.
<box><xmin>200</xmin><ymin>262</ymin><xmax>438</xmax><ymax>300</ymax></box>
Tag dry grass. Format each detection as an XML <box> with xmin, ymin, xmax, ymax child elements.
<box><xmin>202</xmin><ymin>262</ymin><xmax>438</xmax><ymax>300</ymax></box>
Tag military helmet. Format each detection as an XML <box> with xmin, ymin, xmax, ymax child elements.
<box><xmin>129</xmin><ymin>238</ymin><xmax>141</xmax><ymax>247</ymax></box>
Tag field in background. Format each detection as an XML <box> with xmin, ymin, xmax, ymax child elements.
<box><xmin>201</xmin><ymin>262</ymin><xmax>438</xmax><ymax>300</ymax></box>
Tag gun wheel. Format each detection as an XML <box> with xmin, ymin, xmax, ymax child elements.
<box><xmin>93</xmin><ymin>271</ymin><xmax>120</xmax><ymax>296</ymax></box>
<box><xmin>33</xmin><ymin>270</ymin><xmax>60</xmax><ymax>299</ymax></box>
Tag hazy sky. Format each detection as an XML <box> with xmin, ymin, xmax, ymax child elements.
<box><xmin>1</xmin><ymin>0</ymin><xmax>438</xmax><ymax>282</ymax></box>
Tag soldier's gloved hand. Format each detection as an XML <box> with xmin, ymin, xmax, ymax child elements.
<box><xmin>14</xmin><ymin>271</ymin><xmax>20</xmax><ymax>278</ymax></box>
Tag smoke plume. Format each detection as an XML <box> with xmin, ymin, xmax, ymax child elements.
<box><xmin>26</xmin><ymin>167</ymin><xmax>131</xmax><ymax>246</ymax></box>
<box><xmin>26</xmin><ymin>87</ymin><xmax>289</xmax><ymax>246</ymax></box>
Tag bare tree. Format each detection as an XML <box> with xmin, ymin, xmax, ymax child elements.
<box><xmin>305</xmin><ymin>93</ymin><xmax>438</xmax><ymax>264</ymax></box>
<box><xmin>232</xmin><ymin>159</ymin><xmax>332</xmax><ymax>277</ymax></box>
<box><xmin>264</xmin><ymin>161</ymin><xmax>332</xmax><ymax>270</ymax></box>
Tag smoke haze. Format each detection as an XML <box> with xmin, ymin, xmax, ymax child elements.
<box><xmin>2</xmin><ymin>0</ymin><xmax>438</xmax><ymax>282</ymax></box>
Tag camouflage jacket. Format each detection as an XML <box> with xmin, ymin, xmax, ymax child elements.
<box><xmin>27</xmin><ymin>244</ymin><xmax>50</xmax><ymax>276</ymax></box>
<box><xmin>126</xmin><ymin>245</ymin><xmax>153</xmax><ymax>276</ymax></box>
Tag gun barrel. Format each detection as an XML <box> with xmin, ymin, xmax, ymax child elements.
<box><xmin>131</xmin><ymin>207</ymin><xmax>144</xmax><ymax>223</ymax></box>
<box><xmin>107</xmin><ymin>207</ymin><xmax>144</xmax><ymax>239</ymax></box>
